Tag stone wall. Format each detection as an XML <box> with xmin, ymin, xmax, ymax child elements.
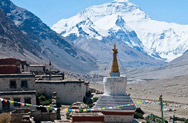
<box><xmin>104</xmin><ymin>115</ymin><xmax>134</xmax><ymax>123</ymax></box>
<box><xmin>11</xmin><ymin>109</ymin><xmax>57</xmax><ymax>122</ymax></box>
<box><xmin>35</xmin><ymin>81</ymin><xmax>87</xmax><ymax>105</ymax></box>
<box><xmin>31</xmin><ymin>110</ymin><xmax>57</xmax><ymax>122</ymax></box>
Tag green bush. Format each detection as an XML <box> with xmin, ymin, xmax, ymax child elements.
<box><xmin>135</xmin><ymin>108</ymin><xmax>144</xmax><ymax>115</ymax></box>
<box><xmin>93</xmin><ymin>97</ymin><xmax>99</xmax><ymax>102</ymax></box>
<box><xmin>39</xmin><ymin>95</ymin><xmax>46</xmax><ymax>101</ymax></box>
<box><xmin>145</xmin><ymin>114</ymin><xmax>168</xmax><ymax>123</ymax></box>
<box><xmin>87</xmin><ymin>104</ymin><xmax>93</xmax><ymax>108</ymax></box>
<box><xmin>41</xmin><ymin>99</ymin><xmax>52</xmax><ymax>105</ymax></box>
<box><xmin>66</xmin><ymin>112</ymin><xmax>70</xmax><ymax>119</ymax></box>
<box><xmin>38</xmin><ymin>95</ymin><xmax>52</xmax><ymax>105</ymax></box>
<box><xmin>134</xmin><ymin>112</ymin><xmax>144</xmax><ymax>119</ymax></box>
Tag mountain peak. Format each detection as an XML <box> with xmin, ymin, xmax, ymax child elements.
<box><xmin>114</xmin><ymin>0</ymin><xmax>129</xmax><ymax>2</ymax></box>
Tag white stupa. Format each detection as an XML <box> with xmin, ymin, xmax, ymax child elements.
<box><xmin>93</xmin><ymin>44</ymin><xmax>136</xmax><ymax>123</ymax></box>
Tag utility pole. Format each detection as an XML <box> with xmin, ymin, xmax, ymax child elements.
<box><xmin>159</xmin><ymin>95</ymin><xmax>164</xmax><ymax>123</ymax></box>
<box><xmin>49</xmin><ymin>61</ymin><xmax>51</xmax><ymax>80</ymax></box>
<box><xmin>173</xmin><ymin>115</ymin><xmax>175</xmax><ymax>123</ymax></box>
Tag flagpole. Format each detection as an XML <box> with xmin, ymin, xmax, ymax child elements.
<box><xmin>160</xmin><ymin>95</ymin><xmax>164</xmax><ymax>123</ymax></box>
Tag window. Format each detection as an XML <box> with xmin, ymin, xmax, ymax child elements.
<box><xmin>10</xmin><ymin>80</ymin><xmax>17</xmax><ymax>88</ymax></box>
<box><xmin>14</xmin><ymin>98</ymin><xmax>21</xmax><ymax>107</ymax></box>
<box><xmin>24</xmin><ymin>97</ymin><xmax>31</xmax><ymax>104</ymax></box>
<box><xmin>21</xmin><ymin>80</ymin><xmax>28</xmax><ymax>88</ymax></box>
<box><xmin>2</xmin><ymin>98</ymin><xmax>10</xmax><ymax>110</ymax></box>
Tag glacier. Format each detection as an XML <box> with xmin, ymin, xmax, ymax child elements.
<box><xmin>52</xmin><ymin>0</ymin><xmax>188</xmax><ymax>63</ymax></box>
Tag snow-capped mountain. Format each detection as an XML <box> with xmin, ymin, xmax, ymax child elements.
<box><xmin>52</xmin><ymin>0</ymin><xmax>188</xmax><ymax>63</ymax></box>
<box><xmin>0</xmin><ymin>0</ymin><xmax>98</xmax><ymax>74</ymax></box>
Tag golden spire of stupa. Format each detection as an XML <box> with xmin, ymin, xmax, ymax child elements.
<box><xmin>110</xmin><ymin>44</ymin><xmax>120</xmax><ymax>77</ymax></box>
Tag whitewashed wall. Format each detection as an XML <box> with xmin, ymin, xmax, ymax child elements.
<box><xmin>35</xmin><ymin>81</ymin><xmax>87</xmax><ymax>105</ymax></box>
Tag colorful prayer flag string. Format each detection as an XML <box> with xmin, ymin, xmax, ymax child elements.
<box><xmin>0</xmin><ymin>97</ymin><xmax>159</xmax><ymax>113</ymax></box>
<box><xmin>0</xmin><ymin>97</ymin><xmax>56</xmax><ymax>110</ymax></box>
<box><xmin>64</xmin><ymin>97</ymin><xmax>160</xmax><ymax>113</ymax></box>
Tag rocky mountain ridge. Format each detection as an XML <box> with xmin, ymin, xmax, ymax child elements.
<box><xmin>0</xmin><ymin>0</ymin><xmax>98</xmax><ymax>74</ymax></box>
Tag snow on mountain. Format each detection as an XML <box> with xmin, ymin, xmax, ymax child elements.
<box><xmin>0</xmin><ymin>0</ymin><xmax>98</xmax><ymax>74</ymax></box>
<box><xmin>52</xmin><ymin>0</ymin><xmax>188</xmax><ymax>62</ymax></box>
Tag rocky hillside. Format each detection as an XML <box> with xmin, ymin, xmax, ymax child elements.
<box><xmin>0</xmin><ymin>0</ymin><xmax>98</xmax><ymax>74</ymax></box>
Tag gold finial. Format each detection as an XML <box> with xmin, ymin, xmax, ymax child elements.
<box><xmin>110</xmin><ymin>44</ymin><xmax>120</xmax><ymax>77</ymax></box>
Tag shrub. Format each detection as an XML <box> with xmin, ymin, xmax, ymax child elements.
<box><xmin>39</xmin><ymin>95</ymin><xmax>46</xmax><ymax>101</ymax></box>
<box><xmin>93</xmin><ymin>97</ymin><xmax>99</xmax><ymax>102</ymax></box>
<box><xmin>66</xmin><ymin>112</ymin><xmax>70</xmax><ymax>119</ymax></box>
<box><xmin>134</xmin><ymin>112</ymin><xmax>144</xmax><ymax>119</ymax></box>
<box><xmin>135</xmin><ymin>108</ymin><xmax>144</xmax><ymax>115</ymax></box>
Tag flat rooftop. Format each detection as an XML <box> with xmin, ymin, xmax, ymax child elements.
<box><xmin>35</xmin><ymin>80</ymin><xmax>85</xmax><ymax>84</ymax></box>
<box><xmin>0</xmin><ymin>90</ymin><xmax>36</xmax><ymax>95</ymax></box>
<box><xmin>72</xmin><ymin>112</ymin><xmax>104</xmax><ymax>117</ymax></box>
<box><xmin>30</xmin><ymin>64</ymin><xmax>45</xmax><ymax>67</ymax></box>
<box><xmin>0</xmin><ymin>73</ymin><xmax>34</xmax><ymax>78</ymax></box>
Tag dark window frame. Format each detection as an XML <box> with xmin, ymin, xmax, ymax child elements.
<box><xmin>10</xmin><ymin>80</ymin><xmax>17</xmax><ymax>88</ymax></box>
<box><xmin>24</xmin><ymin>97</ymin><xmax>31</xmax><ymax>104</ymax></box>
<box><xmin>2</xmin><ymin>98</ymin><xmax>10</xmax><ymax>110</ymax></box>
<box><xmin>21</xmin><ymin>80</ymin><xmax>28</xmax><ymax>88</ymax></box>
<box><xmin>14</xmin><ymin>98</ymin><xmax>21</xmax><ymax>107</ymax></box>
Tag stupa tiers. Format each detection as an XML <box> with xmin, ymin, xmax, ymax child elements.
<box><xmin>94</xmin><ymin>44</ymin><xmax>136</xmax><ymax>123</ymax></box>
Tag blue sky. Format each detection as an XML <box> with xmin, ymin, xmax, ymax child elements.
<box><xmin>11</xmin><ymin>0</ymin><xmax>188</xmax><ymax>27</ymax></box>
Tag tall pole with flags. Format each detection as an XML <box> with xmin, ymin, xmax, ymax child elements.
<box><xmin>160</xmin><ymin>95</ymin><xmax>164</xmax><ymax>123</ymax></box>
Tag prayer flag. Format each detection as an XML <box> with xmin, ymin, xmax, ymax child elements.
<box><xmin>94</xmin><ymin>108</ymin><xmax>98</xmax><ymax>111</ymax></box>
<box><xmin>4</xmin><ymin>99</ymin><xmax>8</xmax><ymax>103</ymax></box>
<box><xmin>138</xmin><ymin>102</ymin><xmax>142</xmax><ymax>104</ymax></box>
<box><xmin>87</xmin><ymin>109</ymin><xmax>90</xmax><ymax>112</ymax></box>
<box><xmin>68</xmin><ymin>109</ymin><xmax>72</xmax><ymax>112</ymax></box>
<box><xmin>21</xmin><ymin>103</ymin><xmax>25</xmax><ymax>106</ymax></box>
<box><xmin>76</xmin><ymin>109</ymin><xmax>79</xmax><ymax>112</ymax></box>
<box><xmin>32</xmin><ymin>105</ymin><xmax>37</xmax><ymax>107</ymax></box>
<box><xmin>90</xmin><ymin>109</ymin><xmax>94</xmax><ymax>111</ymax></box>
<box><xmin>142</xmin><ymin>101</ymin><xmax>145</xmax><ymax>103</ymax></box>
<box><xmin>65</xmin><ymin>109</ymin><xmax>69</xmax><ymax>112</ymax></box>
<box><xmin>72</xmin><ymin>109</ymin><xmax>76</xmax><ymax>112</ymax></box>
<box><xmin>109</xmin><ymin>107</ymin><xmax>113</xmax><ymax>109</ymax></box>
<box><xmin>10</xmin><ymin>101</ymin><xmax>14</xmax><ymax>103</ymax></box>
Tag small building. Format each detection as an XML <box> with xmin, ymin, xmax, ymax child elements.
<box><xmin>0</xmin><ymin>74</ymin><xmax>36</xmax><ymax>112</ymax></box>
<box><xmin>72</xmin><ymin>112</ymin><xmax>104</xmax><ymax>123</ymax></box>
<box><xmin>30</xmin><ymin>64</ymin><xmax>46</xmax><ymax>74</ymax></box>
<box><xmin>0</xmin><ymin>58</ymin><xmax>36</xmax><ymax>113</ymax></box>
<box><xmin>0</xmin><ymin>58</ymin><xmax>30</xmax><ymax>74</ymax></box>
<box><xmin>35</xmin><ymin>78</ymin><xmax>89</xmax><ymax>105</ymax></box>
